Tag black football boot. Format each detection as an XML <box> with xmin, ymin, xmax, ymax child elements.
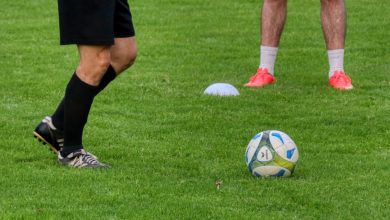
<box><xmin>33</xmin><ymin>116</ymin><xmax>64</xmax><ymax>153</ymax></box>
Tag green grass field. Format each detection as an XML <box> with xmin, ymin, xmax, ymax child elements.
<box><xmin>1</xmin><ymin>0</ymin><xmax>389</xmax><ymax>219</ymax></box>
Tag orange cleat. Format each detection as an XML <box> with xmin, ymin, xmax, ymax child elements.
<box><xmin>245</xmin><ymin>68</ymin><xmax>276</xmax><ymax>87</ymax></box>
<box><xmin>329</xmin><ymin>71</ymin><xmax>353</xmax><ymax>90</ymax></box>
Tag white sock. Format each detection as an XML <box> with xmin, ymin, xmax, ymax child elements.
<box><xmin>327</xmin><ymin>49</ymin><xmax>344</xmax><ymax>78</ymax></box>
<box><xmin>259</xmin><ymin>46</ymin><xmax>278</xmax><ymax>75</ymax></box>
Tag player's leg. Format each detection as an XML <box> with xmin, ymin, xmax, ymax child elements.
<box><xmin>60</xmin><ymin>39</ymin><xmax>136</xmax><ymax>159</ymax></box>
<box><xmin>33</xmin><ymin>46</ymin><xmax>111</xmax><ymax>153</ymax></box>
<box><xmin>246</xmin><ymin>0</ymin><xmax>288</xmax><ymax>87</ymax></box>
<box><xmin>34</xmin><ymin>0</ymin><xmax>118</xmax><ymax>167</ymax></box>
<box><xmin>111</xmin><ymin>37</ymin><xmax>137</xmax><ymax>74</ymax></box>
<box><xmin>47</xmin><ymin>38</ymin><xmax>137</xmax><ymax>138</ymax></box>
<box><xmin>321</xmin><ymin>0</ymin><xmax>353</xmax><ymax>90</ymax></box>
<box><xmin>56</xmin><ymin>45</ymin><xmax>111</xmax><ymax>168</ymax></box>
<box><xmin>35</xmin><ymin>0</ymin><xmax>137</xmax><ymax>167</ymax></box>
<box><xmin>42</xmin><ymin>37</ymin><xmax>136</xmax><ymax>140</ymax></box>
<box><xmin>261</xmin><ymin>0</ymin><xmax>287</xmax><ymax>48</ymax></box>
<box><xmin>47</xmin><ymin>0</ymin><xmax>137</xmax><ymax>136</ymax></box>
<box><xmin>49</xmin><ymin>66</ymin><xmax>118</xmax><ymax>136</ymax></box>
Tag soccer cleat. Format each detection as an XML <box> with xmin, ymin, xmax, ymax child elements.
<box><xmin>58</xmin><ymin>149</ymin><xmax>110</xmax><ymax>168</ymax></box>
<box><xmin>33</xmin><ymin>116</ymin><xmax>64</xmax><ymax>153</ymax></box>
<box><xmin>245</xmin><ymin>68</ymin><xmax>276</xmax><ymax>87</ymax></box>
<box><xmin>329</xmin><ymin>70</ymin><xmax>353</xmax><ymax>90</ymax></box>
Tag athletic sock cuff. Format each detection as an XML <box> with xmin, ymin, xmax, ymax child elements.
<box><xmin>60</xmin><ymin>146</ymin><xmax>83</xmax><ymax>157</ymax></box>
<box><xmin>71</xmin><ymin>73</ymin><xmax>99</xmax><ymax>93</ymax></box>
<box><xmin>97</xmin><ymin>65</ymin><xmax>117</xmax><ymax>93</ymax></box>
<box><xmin>261</xmin><ymin>45</ymin><xmax>278</xmax><ymax>49</ymax></box>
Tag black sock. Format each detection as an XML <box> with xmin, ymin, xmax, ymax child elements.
<box><xmin>61</xmin><ymin>73</ymin><xmax>98</xmax><ymax>156</ymax></box>
<box><xmin>51</xmin><ymin>65</ymin><xmax>117</xmax><ymax>131</ymax></box>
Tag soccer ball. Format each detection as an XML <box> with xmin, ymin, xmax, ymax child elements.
<box><xmin>245</xmin><ymin>130</ymin><xmax>299</xmax><ymax>177</ymax></box>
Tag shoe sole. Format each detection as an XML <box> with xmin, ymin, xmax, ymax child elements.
<box><xmin>33</xmin><ymin>131</ymin><xmax>59</xmax><ymax>154</ymax></box>
<box><xmin>330</xmin><ymin>85</ymin><xmax>354</xmax><ymax>90</ymax></box>
<box><xmin>244</xmin><ymin>82</ymin><xmax>275</xmax><ymax>87</ymax></box>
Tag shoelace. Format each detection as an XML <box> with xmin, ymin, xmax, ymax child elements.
<box><xmin>71</xmin><ymin>153</ymin><xmax>100</xmax><ymax>167</ymax></box>
<box><xmin>250</xmin><ymin>69</ymin><xmax>268</xmax><ymax>81</ymax></box>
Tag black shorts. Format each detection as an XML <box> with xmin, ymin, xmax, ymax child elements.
<box><xmin>58</xmin><ymin>0</ymin><xmax>135</xmax><ymax>45</ymax></box>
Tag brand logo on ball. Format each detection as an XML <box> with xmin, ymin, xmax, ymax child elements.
<box><xmin>257</xmin><ymin>146</ymin><xmax>273</xmax><ymax>162</ymax></box>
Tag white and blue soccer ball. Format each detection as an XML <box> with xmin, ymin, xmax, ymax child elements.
<box><xmin>245</xmin><ymin>130</ymin><xmax>299</xmax><ymax>177</ymax></box>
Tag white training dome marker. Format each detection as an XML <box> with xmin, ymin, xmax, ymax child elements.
<box><xmin>204</xmin><ymin>83</ymin><xmax>240</xmax><ymax>96</ymax></box>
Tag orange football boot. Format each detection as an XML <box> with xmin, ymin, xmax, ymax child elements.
<box><xmin>329</xmin><ymin>70</ymin><xmax>353</xmax><ymax>90</ymax></box>
<box><xmin>245</xmin><ymin>68</ymin><xmax>276</xmax><ymax>87</ymax></box>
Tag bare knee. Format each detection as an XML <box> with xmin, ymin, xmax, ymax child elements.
<box><xmin>77</xmin><ymin>47</ymin><xmax>111</xmax><ymax>86</ymax></box>
<box><xmin>111</xmin><ymin>47</ymin><xmax>137</xmax><ymax>74</ymax></box>
<box><xmin>110</xmin><ymin>37</ymin><xmax>138</xmax><ymax>74</ymax></box>
<box><xmin>96</xmin><ymin>52</ymin><xmax>112</xmax><ymax>74</ymax></box>
<box><xmin>117</xmin><ymin>49</ymin><xmax>137</xmax><ymax>72</ymax></box>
